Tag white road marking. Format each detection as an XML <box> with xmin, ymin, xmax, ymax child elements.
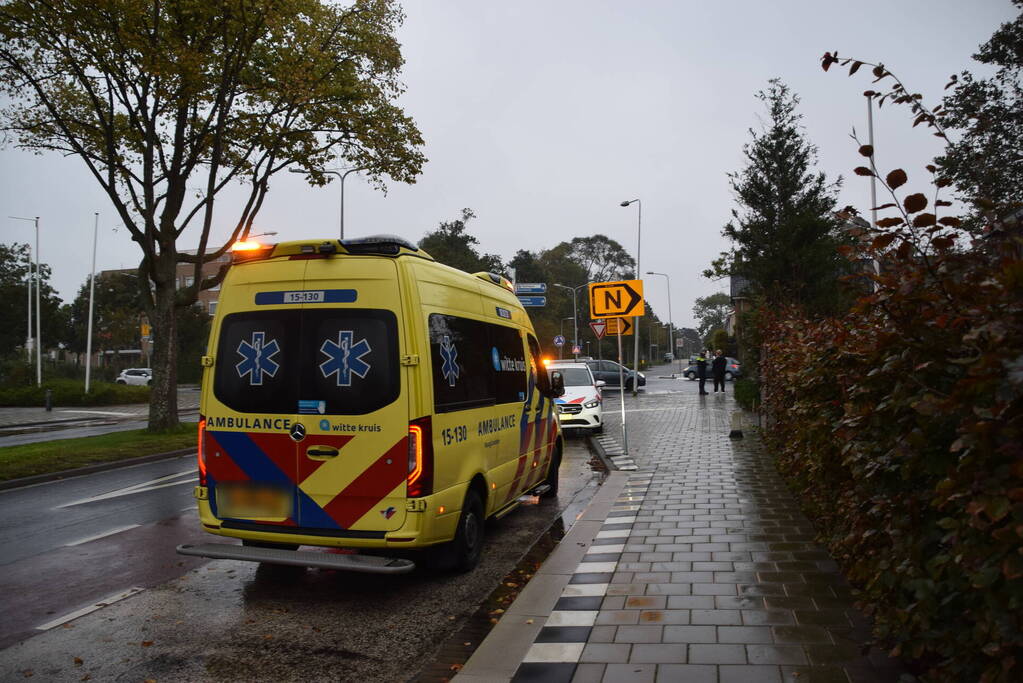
<box><xmin>65</xmin><ymin>524</ymin><xmax>141</xmax><ymax>547</ymax></box>
<box><xmin>56</xmin><ymin>470</ymin><xmax>197</xmax><ymax>509</ymax></box>
<box><xmin>57</xmin><ymin>410</ymin><xmax>137</xmax><ymax>417</ymax></box>
<box><xmin>35</xmin><ymin>587</ymin><xmax>145</xmax><ymax>630</ymax></box>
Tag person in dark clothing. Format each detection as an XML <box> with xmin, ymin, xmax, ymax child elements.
<box><xmin>696</xmin><ymin>349</ymin><xmax>709</xmax><ymax>395</ymax></box>
<box><xmin>712</xmin><ymin>349</ymin><xmax>727</xmax><ymax>392</ymax></box>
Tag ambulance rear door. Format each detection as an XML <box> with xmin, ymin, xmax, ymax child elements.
<box><xmin>293</xmin><ymin>257</ymin><xmax>410</xmax><ymax>533</ymax></box>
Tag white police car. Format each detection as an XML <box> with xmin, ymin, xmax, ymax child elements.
<box><xmin>546</xmin><ymin>360</ymin><xmax>604</xmax><ymax>434</ymax></box>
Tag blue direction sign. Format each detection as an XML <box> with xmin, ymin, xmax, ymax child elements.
<box><xmin>553</xmin><ymin>335</ymin><xmax>566</xmax><ymax>347</ymax></box>
<box><xmin>514</xmin><ymin>283</ymin><xmax>547</xmax><ymax>295</ymax></box>
<box><xmin>517</xmin><ymin>295</ymin><xmax>546</xmax><ymax>307</ymax></box>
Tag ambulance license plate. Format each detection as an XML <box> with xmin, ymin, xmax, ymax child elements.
<box><xmin>217</xmin><ymin>484</ymin><xmax>292</xmax><ymax>519</ymax></box>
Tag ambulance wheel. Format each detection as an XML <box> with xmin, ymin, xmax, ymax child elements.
<box><xmin>450</xmin><ymin>490</ymin><xmax>485</xmax><ymax>572</ymax></box>
<box><xmin>243</xmin><ymin>539</ymin><xmax>299</xmax><ymax>551</ymax></box>
<box><xmin>540</xmin><ymin>447</ymin><xmax>561</xmax><ymax>498</ymax></box>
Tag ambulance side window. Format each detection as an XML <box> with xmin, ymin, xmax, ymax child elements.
<box><xmin>527</xmin><ymin>334</ymin><xmax>551</xmax><ymax>396</ymax></box>
<box><xmin>429</xmin><ymin>314</ymin><xmax>496</xmax><ymax>413</ymax></box>
<box><xmin>492</xmin><ymin>325</ymin><xmax>527</xmax><ymax>405</ymax></box>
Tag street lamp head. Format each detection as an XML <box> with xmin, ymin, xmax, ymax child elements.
<box><xmin>619</xmin><ymin>200</ymin><xmax>630</xmax><ymax>207</ymax></box>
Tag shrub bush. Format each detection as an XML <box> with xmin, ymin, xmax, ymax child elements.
<box><xmin>733</xmin><ymin>377</ymin><xmax>759</xmax><ymax>412</ymax></box>
<box><xmin>0</xmin><ymin>379</ymin><xmax>149</xmax><ymax>407</ymax></box>
<box><xmin>758</xmin><ymin>225</ymin><xmax>1022</xmax><ymax>680</ymax></box>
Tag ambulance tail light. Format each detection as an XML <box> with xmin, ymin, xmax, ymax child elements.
<box><xmin>407</xmin><ymin>417</ymin><xmax>434</xmax><ymax>498</ymax></box>
<box><xmin>197</xmin><ymin>416</ymin><xmax>208</xmax><ymax>486</ymax></box>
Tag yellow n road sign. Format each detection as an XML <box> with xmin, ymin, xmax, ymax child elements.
<box><xmin>589</xmin><ymin>279</ymin><xmax>644</xmax><ymax>318</ymax></box>
<box><xmin>605</xmin><ymin>317</ymin><xmax>633</xmax><ymax>336</ymax></box>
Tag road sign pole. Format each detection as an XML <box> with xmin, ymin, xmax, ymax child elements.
<box><xmin>617</xmin><ymin>329</ymin><xmax>628</xmax><ymax>455</ymax></box>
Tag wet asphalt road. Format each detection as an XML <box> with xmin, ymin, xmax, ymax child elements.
<box><xmin>0</xmin><ymin>439</ymin><xmax>603</xmax><ymax>682</ymax></box>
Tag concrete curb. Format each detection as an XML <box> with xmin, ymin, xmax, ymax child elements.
<box><xmin>585</xmin><ymin>433</ymin><xmax>617</xmax><ymax>472</ymax></box>
<box><xmin>454</xmin><ymin>471</ymin><xmax>631</xmax><ymax>681</ymax></box>
<box><xmin>0</xmin><ymin>448</ymin><xmax>196</xmax><ymax>491</ymax></box>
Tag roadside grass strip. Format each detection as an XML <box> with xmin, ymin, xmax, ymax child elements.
<box><xmin>511</xmin><ymin>476</ymin><xmax>648</xmax><ymax>682</ymax></box>
<box><xmin>0</xmin><ymin>423</ymin><xmax>197</xmax><ymax>481</ymax></box>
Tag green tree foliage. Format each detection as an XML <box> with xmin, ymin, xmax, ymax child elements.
<box><xmin>66</xmin><ymin>272</ymin><xmax>143</xmax><ymax>356</ymax></box>
<box><xmin>707</xmin><ymin>80</ymin><xmax>854</xmax><ymax>315</ymax></box>
<box><xmin>418</xmin><ymin>209</ymin><xmax>503</xmax><ymax>274</ymax></box>
<box><xmin>938</xmin><ymin>1</ymin><xmax>1023</xmax><ymax>213</ymax></box>
<box><xmin>0</xmin><ymin>243</ymin><xmax>64</xmax><ymax>361</ymax></box>
<box><xmin>561</xmin><ymin>235</ymin><xmax>635</xmax><ymax>283</ymax></box>
<box><xmin>710</xmin><ymin>329</ymin><xmax>729</xmax><ymax>353</ymax></box>
<box><xmin>0</xmin><ymin>0</ymin><xmax>426</xmax><ymax>429</ymax></box>
<box><xmin>691</xmin><ymin>292</ymin><xmax>731</xmax><ymax>339</ymax></box>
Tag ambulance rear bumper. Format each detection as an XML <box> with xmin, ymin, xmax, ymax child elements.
<box><xmin>176</xmin><ymin>542</ymin><xmax>415</xmax><ymax>574</ymax></box>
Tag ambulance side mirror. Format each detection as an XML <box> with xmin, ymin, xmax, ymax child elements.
<box><xmin>549</xmin><ymin>371</ymin><xmax>565</xmax><ymax>398</ymax></box>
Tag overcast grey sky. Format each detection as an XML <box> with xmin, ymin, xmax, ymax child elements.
<box><xmin>1</xmin><ymin>0</ymin><xmax>1015</xmax><ymax>329</ymax></box>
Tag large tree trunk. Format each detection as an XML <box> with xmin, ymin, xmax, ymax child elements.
<box><xmin>148</xmin><ymin>259</ymin><xmax>180</xmax><ymax>431</ymax></box>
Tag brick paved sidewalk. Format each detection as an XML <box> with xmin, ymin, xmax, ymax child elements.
<box><xmin>458</xmin><ymin>390</ymin><xmax>903</xmax><ymax>683</ymax></box>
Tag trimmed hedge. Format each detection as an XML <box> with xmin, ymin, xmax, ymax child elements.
<box><xmin>758</xmin><ymin>227</ymin><xmax>1022</xmax><ymax>680</ymax></box>
<box><xmin>0</xmin><ymin>379</ymin><xmax>149</xmax><ymax>407</ymax></box>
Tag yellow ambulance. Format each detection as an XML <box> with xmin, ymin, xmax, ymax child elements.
<box><xmin>177</xmin><ymin>236</ymin><xmax>564</xmax><ymax>573</ymax></box>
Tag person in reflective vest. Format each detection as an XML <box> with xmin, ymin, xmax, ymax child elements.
<box><xmin>696</xmin><ymin>350</ymin><xmax>709</xmax><ymax>395</ymax></box>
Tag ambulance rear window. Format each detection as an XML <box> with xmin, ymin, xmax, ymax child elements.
<box><xmin>214</xmin><ymin>309</ymin><xmax>399</xmax><ymax>415</ymax></box>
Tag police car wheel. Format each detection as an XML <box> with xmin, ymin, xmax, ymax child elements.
<box><xmin>686</xmin><ymin>372</ymin><xmax>695</xmax><ymax>380</ymax></box>
<box><xmin>451</xmin><ymin>490</ymin><xmax>485</xmax><ymax>572</ymax></box>
<box><xmin>540</xmin><ymin>448</ymin><xmax>561</xmax><ymax>498</ymax></box>
<box><xmin>725</xmin><ymin>372</ymin><xmax>734</xmax><ymax>381</ymax></box>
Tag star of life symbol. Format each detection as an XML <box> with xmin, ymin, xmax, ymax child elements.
<box><xmin>440</xmin><ymin>335</ymin><xmax>459</xmax><ymax>387</ymax></box>
<box><xmin>235</xmin><ymin>331</ymin><xmax>280</xmax><ymax>386</ymax></box>
<box><xmin>320</xmin><ymin>330</ymin><xmax>372</xmax><ymax>387</ymax></box>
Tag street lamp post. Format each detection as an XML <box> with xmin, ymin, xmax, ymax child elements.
<box><xmin>85</xmin><ymin>213</ymin><xmax>99</xmax><ymax>393</ymax></box>
<box><xmin>290</xmin><ymin>166</ymin><xmax>368</xmax><ymax>239</ymax></box>
<box><xmin>10</xmin><ymin>215</ymin><xmax>41</xmax><ymax>385</ymax></box>
<box><xmin>554</xmin><ymin>283</ymin><xmax>588</xmax><ymax>359</ymax></box>
<box><xmin>620</xmin><ymin>199</ymin><xmax>641</xmax><ymax>395</ymax></box>
<box><xmin>559</xmin><ymin>317</ymin><xmax>573</xmax><ymax>359</ymax></box>
<box><xmin>646</xmin><ymin>270</ymin><xmax>680</xmax><ymax>375</ymax></box>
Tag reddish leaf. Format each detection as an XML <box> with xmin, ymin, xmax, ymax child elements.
<box><xmin>854</xmin><ymin>166</ymin><xmax>874</xmax><ymax>177</ymax></box>
<box><xmin>872</xmin><ymin>203</ymin><xmax>897</xmax><ymax>210</ymax></box>
<box><xmin>933</xmin><ymin>236</ymin><xmax>954</xmax><ymax>250</ymax></box>
<box><xmin>936</xmin><ymin>200</ymin><xmax>952</xmax><ymax>207</ymax></box>
<box><xmin>849</xmin><ymin>61</ymin><xmax>863</xmax><ymax>76</ymax></box>
<box><xmin>938</xmin><ymin>216</ymin><xmax>962</xmax><ymax>227</ymax></box>
<box><xmin>896</xmin><ymin>241</ymin><xmax>912</xmax><ymax>259</ymax></box>
<box><xmin>912</xmin><ymin>213</ymin><xmax>937</xmax><ymax>227</ymax></box>
<box><xmin>871</xmin><ymin>234</ymin><xmax>896</xmax><ymax>249</ymax></box>
<box><xmin>872</xmin><ymin>65</ymin><xmax>885</xmax><ymax>78</ymax></box>
<box><xmin>877</xmin><ymin>217</ymin><xmax>904</xmax><ymax>228</ymax></box>
<box><xmin>935</xmin><ymin>177</ymin><xmax>952</xmax><ymax>187</ymax></box>
<box><xmin>903</xmin><ymin>193</ymin><xmax>928</xmax><ymax>213</ymax></box>
<box><xmin>886</xmin><ymin>169</ymin><xmax>908</xmax><ymax>189</ymax></box>
<box><xmin>858</xmin><ymin>145</ymin><xmax>874</xmax><ymax>157</ymax></box>
<box><xmin>141</xmin><ymin>641</ymin><xmax>153</xmax><ymax>647</ymax></box>
<box><xmin>926</xmin><ymin>164</ymin><xmax>937</xmax><ymax>173</ymax></box>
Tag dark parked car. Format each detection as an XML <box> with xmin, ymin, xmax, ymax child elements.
<box><xmin>683</xmin><ymin>357</ymin><xmax>741</xmax><ymax>381</ymax></box>
<box><xmin>582</xmin><ymin>359</ymin><xmax>646</xmax><ymax>391</ymax></box>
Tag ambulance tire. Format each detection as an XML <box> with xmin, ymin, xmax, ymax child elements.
<box><xmin>449</xmin><ymin>489</ymin><xmax>485</xmax><ymax>573</ymax></box>
<box><xmin>540</xmin><ymin>447</ymin><xmax>561</xmax><ymax>498</ymax></box>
